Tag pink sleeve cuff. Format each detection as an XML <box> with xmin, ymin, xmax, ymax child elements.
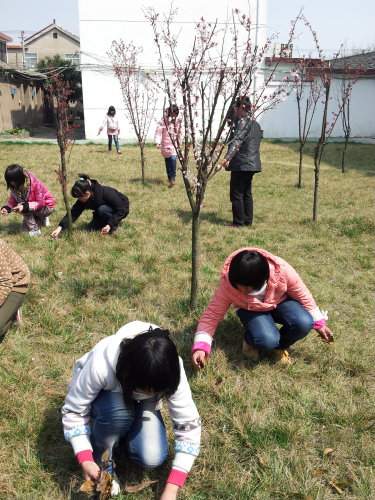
<box><xmin>192</xmin><ymin>342</ymin><xmax>211</xmax><ymax>356</ymax></box>
<box><xmin>313</xmin><ymin>319</ymin><xmax>326</xmax><ymax>330</ymax></box>
<box><xmin>77</xmin><ymin>450</ymin><xmax>94</xmax><ymax>465</ymax></box>
<box><xmin>167</xmin><ymin>469</ymin><xmax>187</xmax><ymax>487</ymax></box>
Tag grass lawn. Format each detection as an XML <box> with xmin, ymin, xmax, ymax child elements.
<box><xmin>0</xmin><ymin>140</ymin><xmax>373</xmax><ymax>500</ymax></box>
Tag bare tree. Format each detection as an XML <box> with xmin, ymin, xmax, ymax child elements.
<box><xmin>108</xmin><ymin>42</ymin><xmax>157</xmax><ymax>184</ymax></box>
<box><xmin>45</xmin><ymin>67</ymin><xmax>79</xmax><ymax>232</ymax></box>
<box><xmin>144</xmin><ymin>7</ymin><xmax>300</xmax><ymax>307</ymax></box>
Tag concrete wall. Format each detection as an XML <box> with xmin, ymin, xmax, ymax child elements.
<box><xmin>0</xmin><ymin>76</ymin><xmax>44</xmax><ymax>132</ymax></box>
<box><xmin>78</xmin><ymin>0</ymin><xmax>268</xmax><ymax>140</ymax></box>
<box><xmin>258</xmin><ymin>62</ymin><xmax>375</xmax><ymax>138</ymax></box>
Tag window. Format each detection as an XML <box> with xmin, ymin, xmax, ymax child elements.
<box><xmin>53</xmin><ymin>32</ymin><xmax>58</xmax><ymax>39</ymax></box>
<box><xmin>65</xmin><ymin>53</ymin><xmax>80</xmax><ymax>68</ymax></box>
<box><xmin>25</xmin><ymin>52</ymin><xmax>38</xmax><ymax>68</ymax></box>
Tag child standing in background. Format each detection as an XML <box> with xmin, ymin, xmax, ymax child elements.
<box><xmin>98</xmin><ymin>105</ymin><xmax>122</xmax><ymax>154</ymax></box>
<box><xmin>154</xmin><ymin>105</ymin><xmax>182</xmax><ymax>186</ymax></box>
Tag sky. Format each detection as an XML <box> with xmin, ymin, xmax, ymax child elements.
<box><xmin>1</xmin><ymin>0</ymin><xmax>374</xmax><ymax>58</ymax></box>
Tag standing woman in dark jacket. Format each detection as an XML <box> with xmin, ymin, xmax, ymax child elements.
<box><xmin>222</xmin><ymin>96</ymin><xmax>262</xmax><ymax>228</ymax></box>
<box><xmin>50</xmin><ymin>174</ymin><xmax>129</xmax><ymax>238</ymax></box>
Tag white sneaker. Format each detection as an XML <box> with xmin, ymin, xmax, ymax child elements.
<box><xmin>44</xmin><ymin>217</ymin><xmax>51</xmax><ymax>227</ymax></box>
<box><xmin>29</xmin><ymin>229</ymin><xmax>41</xmax><ymax>236</ymax></box>
<box><xmin>111</xmin><ymin>476</ymin><xmax>121</xmax><ymax>496</ymax></box>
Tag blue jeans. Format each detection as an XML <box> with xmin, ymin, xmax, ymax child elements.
<box><xmin>91</xmin><ymin>390</ymin><xmax>168</xmax><ymax>475</ymax></box>
<box><xmin>108</xmin><ymin>134</ymin><xmax>120</xmax><ymax>152</ymax></box>
<box><xmin>236</xmin><ymin>298</ymin><xmax>314</xmax><ymax>351</ymax></box>
<box><xmin>164</xmin><ymin>156</ymin><xmax>177</xmax><ymax>180</ymax></box>
<box><xmin>86</xmin><ymin>205</ymin><xmax>114</xmax><ymax>231</ymax></box>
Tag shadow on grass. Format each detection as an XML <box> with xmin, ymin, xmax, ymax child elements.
<box><xmin>36</xmin><ymin>406</ymin><xmax>171</xmax><ymax>499</ymax></box>
<box><xmin>175</xmin><ymin>209</ymin><xmax>228</xmax><ymax>226</ymax></box>
<box><xmin>129</xmin><ymin>177</ymin><xmax>166</xmax><ymax>186</ymax></box>
<box><xmin>0</xmin><ymin>221</ymin><xmax>21</xmax><ymax>235</ymax></box>
<box><xmin>269</xmin><ymin>140</ymin><xmax>375</xmax><ymax>177</ymax></box>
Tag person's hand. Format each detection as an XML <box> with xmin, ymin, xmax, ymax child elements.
<box><xmin>81</xmin><ymin>461</ymin><xmax>101</xmax><ymax>482</ymax></box>
<box><xmin>51</xmin><ymin>226</ymin><xmax>62</xmax><ymax>239</ymax></box>
<box><xmin>159</xmin><ymin>483</ymin><xmax>179</xmax><ymax>500</ymax></box>
<box><xmin>1</xmin><ymin>208</ymin><xmax>9</xmax><ymax>217</ymax></box>
<box><xmin>221</xmin><ymin>159</ymin><xmax>230</xmax><ymax>170</ymax></box>
<box><xmin>12</xmin><ymin>204</ymin><xmax>23</xmax><ymax>213</ymax></box>
<box><xmin>101</xmin><ymin>225</ymin><xmax>111</xmax><ymax>235</ymax></box>
<box><xmin>192</xmin><ymin>350</ymin><xmax>207</xmax><ymax>370</ymax></box>
<box><xmin>155</xmin><ymin>143</ymin><xmax>161</xmax><ymax>149</ymax></box>
<box><xmin>316</xmin><ymin>325</ymin><xmax>334</xmax><ymax>343</ymax></box>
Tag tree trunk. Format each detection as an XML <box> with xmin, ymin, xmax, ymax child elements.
<box><xmin>190</xmin><ymin>208</ymin><xmax>200</xmax><ymax>308</ymax></box>
<box><xmin>313</xmin><ymin>155</ymin><xmax>320</xmax><ymax>222</ymax></box>
<box><xmin>298</xmin><ymin>145</ymin><xmax>303</xmax><ymax>188</ymax></box>
<box><xmin>140</xmin><ymin>143</ymin><xmax>146</xmax><ymax>184</ymax></box>
<box><xmin>60</xmin><ymin>148</ymin><xmax>73</xmax><ymax>232</ymax></box>
<box><xmin>342</xmin><ymin>133</ymin><xmax>349</xmax><ymax>173</ymax></box>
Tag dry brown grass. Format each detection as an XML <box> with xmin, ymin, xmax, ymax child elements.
<box><xmin>0</xmin><ymin>140</ymin><xmax>373</xmax><ymax>499</ymax></box>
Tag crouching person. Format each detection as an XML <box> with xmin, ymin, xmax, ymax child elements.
<box><xmin>0</xmin><ymin>239</ymin><xmax>30</xmax><ymax>341</ymax></box>
<box><xmin>62</xmin><ymin>321</ymin><xmax>201</xmax><ymax>499</ymax></box>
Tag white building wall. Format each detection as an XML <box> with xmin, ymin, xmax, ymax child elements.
<box><xmin>78</xmin><ymin>0</ymin><xmax>268</xmax><ymax>140</ymax></box>
<box><xmin>258</xmin><ymin>63</ymin><xmax>375</xmax><ymax>138</ymax></box>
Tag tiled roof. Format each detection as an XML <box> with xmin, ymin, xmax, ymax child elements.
<box><xmin>25</xmin><ymin>22</ymin><xmax>79</xmax><ymax>44</ymax></box>
<box><xmin>7</xmin><ymin>45</ymin><xmax>22</xmax><ymax>49</ymax></box>
<box><xmin>0</xmin><ymin>60</ymin><xmax>46</xmax><ymax>79</ymax></box>
<box><xmin>0</xmin><ymin>32</ymin><xmax>13</xmax><ymax>42</ymax></box>
<box><xmin>330</xmin><ymin>51</ymin><xmax>375</xmax><ymax>71</ymax></box>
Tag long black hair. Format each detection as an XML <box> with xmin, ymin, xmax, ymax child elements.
<box><xmin>228</xmin><ymin>250</ymin><xmax>270</xmax><ymax>290</ymax></box>
<box><xmin>107</xmin><ymin>105</ymin><xmax>116</xmax><ymax>115</ymax></box>
<box><xmin>4</xmin><ymin>164</ymin><xmax>27</xmax><ymax>191</ymax></box>
<box><xmin>116</xmin><ymin>327</ymin><xmax>181</xmax><ymax>410</ymax></box>
<box><xmin>71</xmin><ymin>173</ymin><xmax>94</xmax><ymax>198</ymax></box>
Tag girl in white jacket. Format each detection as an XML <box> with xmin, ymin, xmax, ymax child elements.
<box><xmin>98</xmin><ymin>105</ymin><xmax>122</xmax><ymax>154</ymax></box>
<box><xmin>62</xmin><ymin>321</ymin><xmax>201</xmax><ymax>499</ymax></box>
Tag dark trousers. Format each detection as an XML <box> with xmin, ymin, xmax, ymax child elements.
<box><xmin>87</xmin><ymin>205</ymin><xmax>114</xmax><ymax>231</ymax></box>
<box><xmin>0</xmin><ymin>291</ymin><xmax>26</xmax><ymax>341</ymax></box>
<box><xmin>164</xmin><ymin>156</ymin><xmax>177</xmax><ymax>180</ymax></box>
<box><xmin>229</xmin><ymin>171</ymin><xmax>255</xmax><ymax>226</ymax></box>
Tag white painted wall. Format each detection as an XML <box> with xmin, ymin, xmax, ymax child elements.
<box><xmin>78</xmin><ymin>0</ymin><xmax>268</xmax><ymax>140</ymax></box>
<box><xmin>258</xmin><ymin>62</ymin><xmax>375</xmax><ymax>138</ymax></box>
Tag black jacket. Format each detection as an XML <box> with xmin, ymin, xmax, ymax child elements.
<box><xmin>224</xmin><ymin>114</ymin><xmax>262</xmax><ymax>172</ymax></box>
<box><xmin>59</xmin><ymin>180</ymin><xmax>129</xmax><ymax>229</ymax></box>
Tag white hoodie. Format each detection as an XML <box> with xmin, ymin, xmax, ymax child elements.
<box><xmin>61</xmin><ymin>321</ymin><xmax>201</xmax><ymax>474</ymax></box>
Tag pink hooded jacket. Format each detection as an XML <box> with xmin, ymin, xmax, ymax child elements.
<box><xmin>4</xmin><ymin>171</ymin><xmax>55</xmax><ymax>212</ymax></box>
<box><xmin>193</xmin><ymin>248</ymin><xmax>325</xmax><ymax>355</ymax></box>
<box><xmin>154</xmin><ymin>115</ymin><xmax>182</xmax><ymax>158</ymax></box>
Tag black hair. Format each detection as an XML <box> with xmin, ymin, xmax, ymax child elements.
<box><xmin>116</xmin><ymin>327</ymin><xmax>181</xmax><ymax>410</ymax></box>
<box><xmin>4</xmin><ymin>164</ymin><xmax>27</xmax><ymax>191</ymax></box>
<box><xmin>71</xmin><ymin>173</ymin><xmax>94</xmax><ymax>198</ymax></box>
<box><xmin>228</xmin><ymin>250</ymin><xmax>270</xmax><ymax>290</ymax></box>
<box><xmin>235</xmin><ymin>95</ymin><xmax>251</xmax><ymax>112</ymax></box>
<box><xmin>167</xmin><ymin>104</ymin><xmax>179</xmax><ymax>117</ymax></box>
<box><xmin>107</xmin><ymin>106</ymin><xmax>116</xmax><ymax>115</ymax></box>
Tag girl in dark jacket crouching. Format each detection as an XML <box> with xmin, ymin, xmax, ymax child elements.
<box><xmin>51</xmin><ymin>174</ymin><xmax>129</xmax><ymax>238</ymax></box>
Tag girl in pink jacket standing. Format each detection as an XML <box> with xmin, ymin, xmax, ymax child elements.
<box><xmin>192</xmin><ymin>248</ymin><xmax>333</xmax><ymax>367</ymax></box>
<box><xmin>154</xmin><ymin>105</ymin><xmax>182</xmax><ymax>186</ymax></box>
<box><xmin>1</xmin><ymin>164</ymin><xmax>55</xmax><ymax>236</ymax></box>
<box><xmin>98</xmin><ymin>105</ymin><xmax>122</xmax><ymax>154</ymax></box>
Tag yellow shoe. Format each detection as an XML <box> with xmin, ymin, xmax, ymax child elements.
<box><xmin>274</xmin><ymin>349</ymin><xmax>291</xmax><ymax>365</ymax></box>
<box><xmin>243</xmin><ymin>341</ymin><xmax>259</xmax><ymax>360</ymax></box>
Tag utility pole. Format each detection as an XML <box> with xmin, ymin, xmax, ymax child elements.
<box><xmin>21</xmin><ymin>31</ymin><xmax>25</xmax><ymax>68</ymax></box>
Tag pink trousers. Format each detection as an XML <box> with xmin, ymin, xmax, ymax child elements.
<box><xmin>20</xmin><ymin>206</ymin><xmax>54</xmax><ymax>232</ymax></box>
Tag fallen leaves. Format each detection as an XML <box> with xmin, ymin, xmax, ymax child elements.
<box><xmin>215</xmin><ymin>377</ymin><xmax>223</xmax><ymax>385</ymax></box>
<box><xmin>328</xmin><ymin>480</ymin><xmax>344</xmax><ymax>494</ymax></box>
<box><xmin>292</xmin><ymin>494</ymin><xmax>313</xmax><ymax>500</ymax></box>
<box><xmin>124</xmin><ymin>480</ymin><xmax>158</xmax><ymax>493</ymax></box>
<box><xmin>322</xmin><ymin>448</ymin><xmax>334</xmax><ymax>455</ymax></box>
<box><xmin>79</xmin><ymin>480</ymin><xmax>95</xmax><ymax>492</ymax></box>
<box><xmin>313</xmin><ymin>469</ymin><xmax>327</xmax><ymax>477</ymax></box>
<box><xmin>258</xmin><ymin>457</ymin><xmax>269</xmax><ymax>468</ymax></box>
<box><xmin>197</xmin><ymin>357</ymin><xmax>207</xmax><ymax>370</ymax></box>
<box><xmin>78</xmin><ymin>450</ymin><xmax>114</xmax><ymax>499</ymax></box>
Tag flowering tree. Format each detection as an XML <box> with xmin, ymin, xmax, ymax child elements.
<box><xmin>45</xmin><ymin>66</ymin><xmax>79</xmax><ymax>232</ymax></box>
<box><xmin>300</xmin><ymin>19</ymin><xmax>361</xmax><ymax>221</ymax></box>
<box><xmin>145</xmin><ymin>7</ymin><xmax>300</xmax><ymax>307</ymax></box>
<box><xmin>108</xmin><ymin>42</ymin><xmax>157</xmax><ymax>184</ymax></box>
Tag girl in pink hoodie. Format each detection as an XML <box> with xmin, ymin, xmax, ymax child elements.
<box><xmin>154</xmin><ymin>105</ymin><xmax>182</xmax><ymax>186</ymax></box>
<box><xmin>1</xmin><ymin>164</ymin><xmax>55</xmax><ymax>236</ymax></box>
<box><xmin>192</xmin><ymin>248</ymin><xmax>333</xmax><ymax>366</ymax></box>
